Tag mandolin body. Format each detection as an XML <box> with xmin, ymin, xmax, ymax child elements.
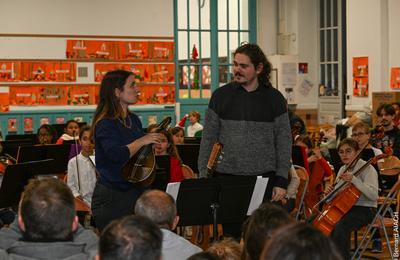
<box><xmin>121</xmin><ymin>146</ymin><xmax>156</xmax><ymax>186</ymax></box>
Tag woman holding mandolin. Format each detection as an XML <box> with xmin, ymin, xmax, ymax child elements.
<box><xmin>91</xmin><ymin>70</ymin><xmax>162</xmax><ymax>231</ymax></box>
<box><xmin>327</xmin><ymin>138</ymin><xmax>379</xmax><ymax>259</ymax></box>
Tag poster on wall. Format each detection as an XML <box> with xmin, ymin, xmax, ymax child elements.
<box><xmin>352</xmin><ymin>57</ymin><xmax>369</xmax><ymax>97</ymax></box>
<box><xmin>390</xmin><ymin>67</ymin><xmax>400</xmax><ymax>89</ymax></box>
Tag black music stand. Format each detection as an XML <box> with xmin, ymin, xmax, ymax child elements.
<box><xmin>151</xmin><ymin>155</ymin><xmax>171</xmax><ymax>191</ymax></box>
<box><xmin>176</xmin><ymin>144</ymin><xmax>200</xmax><ymax>173</ymax></box>
<box><xmin>174</xmin><ymin>176</ymin><xmax>258</xmax><ymax>239</ymax></box>
<box><xmin>0</xmin><ymin>140</ymin><xmax>35</xmax><ymax>159</ymax></box>
<box><xmin>16</xmin><ymin>144</ymin><xmax>71</xmax><ymax>174</ymax></box>
<box><xmin>5</xmin><ymin>133</ymin><xmax>37</xmax><ymax>143</ymax></box>
<box><xmin>184</xmin><ymin>137</ymin><xmax>201</xmax><ymax>144</ymax></box>
<box><xmin>0</xmin><ymin>159</ymin><xmax>55</xmax><ymax>209</ymax></box>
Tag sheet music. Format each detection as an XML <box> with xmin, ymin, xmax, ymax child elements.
<box><xmin>166</xmin><ymin>182</ymin><xmax>181</xmax><ymax>201</ymax></box>
<box><xmin>247</xmin><ymin>177</ymin><xmax>269</xmax><ymax>216</ymax></box>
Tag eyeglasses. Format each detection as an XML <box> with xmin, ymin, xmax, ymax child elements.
<box><xmin>351</xmin><ymin>132</ymin><xmax>367</xmax><ymax>138</ymax></box>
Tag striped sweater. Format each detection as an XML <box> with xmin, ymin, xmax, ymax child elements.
<box><xmin>198</xmin><ymin>82</ymin><xmax>292</xmax><ymax>188</ymax></box>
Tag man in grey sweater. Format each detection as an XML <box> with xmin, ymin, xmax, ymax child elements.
<box><xmin>198</xmin><ymin>43</ymin><xmax>292</xmax><ymax>201</ymax></box>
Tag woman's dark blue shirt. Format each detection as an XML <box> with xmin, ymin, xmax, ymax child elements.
<box><xmin>95</xmin><ymin>113</ymin><xmax>144</xmax><ymax>191</ymax></box>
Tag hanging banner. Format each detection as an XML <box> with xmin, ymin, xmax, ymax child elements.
<box><xmin>390</xmin><ymin>67</ymin><xmax>400</xmax><ymax>89</ymax></box>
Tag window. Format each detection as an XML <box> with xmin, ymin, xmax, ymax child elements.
<box><xmin>319</xmin><ymin>0</ymin><xmax>344</xmax><ymax>97</ymax></box>
<box><xmin>174</xmin><ymin>0</ymin><xmax>256</xmax><ymax>100</ymax></box>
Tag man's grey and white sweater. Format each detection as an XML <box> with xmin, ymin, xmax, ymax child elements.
<box><xmin>198</xmin><ymin>81</ymin><xmax>292</xmax><ymax>188</ymax></box>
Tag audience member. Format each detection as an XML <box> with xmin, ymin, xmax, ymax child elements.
<box><xmin>36</xmin><ymin>124</ymin><xmax>58</xmax><ymax>144</ymax></box>
<box><xmin>134</xmin><ymin>190</ymin><xmax>202</xmax><ymax>260</ymax></box>
<box><xmin>207</xmin><ymin>238</ymin><xmax>241</xmax><ymax>260</ymax></box>
<box><xmin>260</xmin><ymin>223</ymin><xmax>342</xmax><ymax>260</ymax></box>
<box><xmin>241</xmin><ymin>202</ymin><xmax>292</xmax><ymax>260</ymax></box>
<box><xmin>187</xmin><ymin>252</ymin><xmax>221</xmax><ymax>260</ymax></box>
<box><xmin>99</xmin><ymin>215</ymin><xmax>162</xmax><ymax>260</ymax></box>
<box><xmin>56</xmin><ymin>119</ymin><xmax>80</xmax><ymax>144</ymax></box>
<box><xmin>0</xmin><ymin>178</ymin><xmax>98</xmax><ymax>259</ymax></box>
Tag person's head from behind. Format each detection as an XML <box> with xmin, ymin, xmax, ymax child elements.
<box><xmin>376</xmin><ymin>103</ymin><xmax>395</xmax><ymax>127</ymax></box>
<box><xmin>187</xmin><ymin>252</ymin><xmax>221</xmax><ymax>260</ymax></box>
<box><xmin>134</xmin><ymin>190</ymin><xmax>178</xmax><ymax>230</ymax></box>
<box><xmin>92</xmin><ymin>70</ymin><xmax>137</xmax><ymax>129</ymax></box>
<box><xmin>233</xmin><ymin>43</ymin><xmax>271</xmax><ymax>87</ymax></box>
<box><xmin>99</xmin><ymin>215</ymin><xmax>162</xmax><ymax>260</ymax></box>
<box><xmin>260</xmin><ymin>223</ymin><xmax>342</xmax><ymax>260</ymax></box>
<box><xmin>170</xmin><ymin>126</ymin><xmax>185</xmax><ymax>145</ymax></box>
<box><xmin>37</xmin><ymin>124</ymin><xmax>58</xmax><ymax>144</ymax></box>
<box><xmin>242</xmin><ymin>202</ymin><xmax>292</xmax><ymax>260</ymax></box>
<box><xmin>351</xmin><ymin>122</ymin><xmax>371</xmax><ymax>148</ymax></box>
<box><xmin>337</xmin><ymin>138</ymin><xmax>359</xmax><ymax>165</ymax></box>
<box><xmin>18</xmin><ymin>178</ymin><xmax>78</xmax><ymax>242</ymax></box>
<box><xmin>79</xmin><ymin>125</ymin><xmax>94</xmax><ymax>156</ymax></box>
<box><xmin>189</xmin><ymin>111</ymin><xmax>201</xmax><ymax>125</ymax></box>
<box><xmin>207</xmin><ymin>238</ymin><xmax>241</xmax><ymax>260</ymax></box>
<box><xmin>64</xmin><ymin>119</ymin><xmax>79</xmax><ymax>137</ymax></box>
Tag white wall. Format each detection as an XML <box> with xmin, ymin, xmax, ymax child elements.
<box><xmin>257</xmin><ymin>0</ymin><xmax>318</xmax><ymax>109</ymax></box>
<box><xmin>345</xmin><ymin>0</ymin><xmax>400</xmax><ymax>112</ymax></box>
<box><xmin>388</xmin><ymin>0</ymin><xmax>400</xmax><ymax>71</ymax></box>
<box><xmin>0</xmin><ymin>0</ymin><xmax>173</xmax><ymax>37</ymax></box>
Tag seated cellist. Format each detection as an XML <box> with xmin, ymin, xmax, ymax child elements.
<box><xmin>295</xmin><ymin>135</ymin><xmax>333</xmax><ymax>213</ymax></box>
<box><xmin>327</xmin><ymin>138</ymin><xmax>379</xmax><ymax>260</ymax></box>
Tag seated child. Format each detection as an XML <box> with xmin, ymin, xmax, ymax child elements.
<box><xmin>170</xmin><ymin>126</ymin><xmax>185</xmax><ymax>145</ymax></box>
<box><xmin>154</xmin><ymin>129</ymin><xmax>184</xmax><ymax>183</ymax></box>
<box><xmin>56</xmin><ymin>120</ymin><xmax>80</xmax><ymax>144</ymax></box>
<box><xmin>36</xmin><ymin>124</ymin><xmax>58</xmax><ymax>145</ymax></box>
<box><xmin>187</xmin><ymin>111</ymin><xmax>203</xmax><ymax>137</ymax></box>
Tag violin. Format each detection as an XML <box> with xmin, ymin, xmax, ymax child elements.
<box><xmin>312</xmin><ymin>153</ymin><xmax>387</xmax><ymax>235</ymax></box>
<box><xmin>121</xmin><ymin>117</ymin><xmax>171</xmax><ymax>186</ymax></box>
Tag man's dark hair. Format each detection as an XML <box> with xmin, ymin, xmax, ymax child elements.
<box><xmin>134</xmin><ymin>190</ymin><xmax>176</xmax><ymax>229</ymax></box>
<box><xmin>99</xmin><ymin>215</ymin><xmax>162</xmax><ymax>260</ymax></box>
<box><xmin>242</xmin><ymin>202</ymin><xmax>292</xmax><ymax>260</ymax></box>
<box><xmin>20</xmin><ymin>178</ymin><xmax>76</xmax><ymax>242</ymax></box>
<box><xmin>376</xmin><ymin>103</ymin><xmax>396</xmax><ymax>116</ymax></box>
<box><xmin>261</xmin><ymin>223</ymin><xmax>342</xmax><ymax>260</ymax></box>
<box><xmin>234</xmin><ymin>43</ymin><xmax>272</xmax><ymax>85</ymax></box>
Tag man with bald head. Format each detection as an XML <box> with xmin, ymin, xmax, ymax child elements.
<box><xmin>134</xmin><ymin>190</ymin><xmax>202</xmax><ymax>260</ymax></box>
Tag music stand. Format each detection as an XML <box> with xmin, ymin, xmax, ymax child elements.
<box><xmin>17</xmin><ymin>144</ymin><xmax>71</xmax><ymax>174</ymax></box>
<box><xmin>184</xmin><ymin>137</ymin><xmax>201</xmax><ymax>144</ymax></box>
<box><xmin>0</xmin><ymin>140</ymin><xmax>35</xmax><ymax>159</ymax></box>
<box><xmin>174</xmin><ymin>176</ymin><xmax>258</xmax><ymax>239</ymax></box>
<box><xmin>6</xmin><ymin>134</ymin><xmax>37</xmax><ymax>143</ymax></box>
<box><xmin>151</xmin><ymin>155</ymin><xmax>171</xmax><ymax>191</ymax></box>
<box><xmin>176</xmin><ymin>144</ymin><xmax>200</xmax><ymax>173</ymax></box>
<box><xmin>0</xmin><ymin>159</ymin><xmax>55</xmax><ymax>209</ymax></box>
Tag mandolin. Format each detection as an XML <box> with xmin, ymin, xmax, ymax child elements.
<box><xmin>121</xmin><ymin>116</ymin><xmax>171</xmax><ymax>186</ymax></box>
<box><xmin>206</xmin><ymin>142</ymin><xmax>223</xmax><ymax>178</ymax></box>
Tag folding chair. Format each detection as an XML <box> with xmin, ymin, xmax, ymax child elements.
<box><xmin>352</xmin><ymin>178</ymin><xmax>400</xmax><ymax>260</ymax></box>
<box><xmin>293</xmin><ymin>165</ymin><xmax>310</xmax><ymax>221</ymax></box>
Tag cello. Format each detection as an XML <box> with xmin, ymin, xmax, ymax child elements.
<box><xmin>312</xmin><ymin>153</ymin><xmax>387</xmax><ymax>235</ymax></box>
<box><xmin>303</xmin><ymin>130</ymin><xmax>332</xmax><ymax>217</ymax></box>
<box><xmin>121</xmin><ymin>117</ymin><xmax>171</xmax><ymax>186</ymax></box>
